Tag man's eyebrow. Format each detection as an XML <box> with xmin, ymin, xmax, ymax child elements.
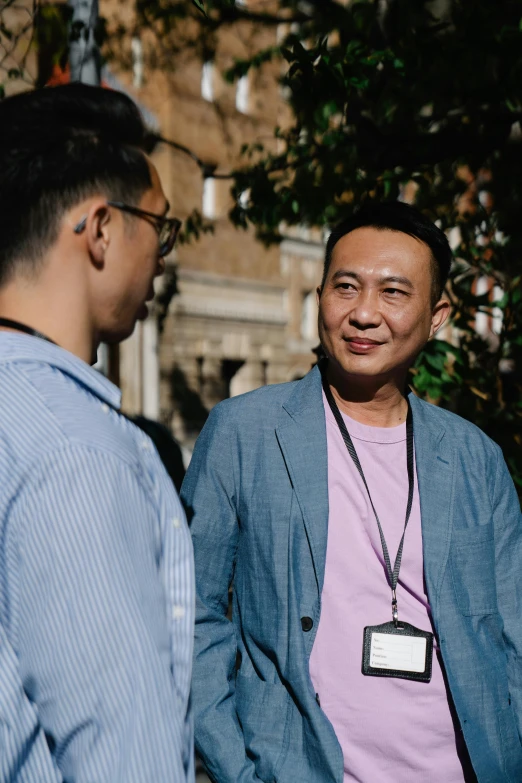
<box><xmin>378</xmin><ymin>274</ymin><xmax>414</xmax><ymax>288</ymax></box>
<box><xmin>331</xmin><ymin>269</ymin><xmax>363</xmax><ymax>283</ymax></box>
<box><xmin>330</xmin><ymin>269</ymin><xmax>414</xmax><ymax>288</ymax></box>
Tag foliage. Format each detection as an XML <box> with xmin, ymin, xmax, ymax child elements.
<box><xmin>141</xmin><ymin>0</ymin><xmax>522</xmax><ymax>492</ymax></box>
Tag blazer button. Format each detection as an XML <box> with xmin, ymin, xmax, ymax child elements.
<box><xmin>301</xmin><ymin>616</ymin><xmax>313</xmax><ymax>632</ymax></box>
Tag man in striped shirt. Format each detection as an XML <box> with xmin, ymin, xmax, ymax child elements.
<box><xmin>0</xmin><ymin>84</ymin><xmax>194</xmax><ymax>781</ymax></box>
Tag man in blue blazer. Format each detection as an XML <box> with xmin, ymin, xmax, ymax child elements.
<box><xmin>182</xmin><ymin>202</ymin><xmax>522</xmax><ymax>782</ymax></box>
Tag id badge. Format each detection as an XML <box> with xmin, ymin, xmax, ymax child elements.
<box><xmin>362</xmin><ymin>621</ymin><xmax>433</xmax><ymax>683</ymax></box>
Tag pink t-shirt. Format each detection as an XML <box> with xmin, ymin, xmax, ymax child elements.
<box><xmin>309</xmin><ymin>395</ymin><xmax>466</xmax><ymax>782</ymax></box>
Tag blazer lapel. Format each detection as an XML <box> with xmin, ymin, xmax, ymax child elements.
<box><xmin>409</xmin><ymin>394</ymin><xmax>455</xmax><ymax>606</ymax></box>
<box><xmin>273</xmin><ymin>375</ymin><xmax>455</xmax><ymax>607</ymax></box>
<box><xmin>276</xmin><ymin>366</ymin><xmax>329</xmax><ymax>596</ymax></box>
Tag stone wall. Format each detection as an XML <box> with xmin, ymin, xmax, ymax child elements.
<box><xmin>100</xmin><ymin>0</ymin><xmax>325</xmax><ymax>453</ymax></box>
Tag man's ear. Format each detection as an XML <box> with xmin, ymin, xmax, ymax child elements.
<box><xmin>84</xmin><ymin>202</ymin><xmax>111</xmax><ymax>268</ymax></box>
<box><xmin>429</xmin><ymin>298</ymin><xmax>451</xmax><ymax>338</ymax></box>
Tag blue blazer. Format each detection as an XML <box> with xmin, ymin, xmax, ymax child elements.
<box><xmin>182</xmin><ymin>366</ymin><xmax>522</xmax><ymax>783</ymax></box>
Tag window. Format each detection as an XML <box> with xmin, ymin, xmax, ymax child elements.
<box><xmin>474</xmin><ymin>276</ymin><xmax>488</xmax><ymax>336</ymax></box>
<box><xmin>492</xmin><ymin>285</ymin><xmax>503</xmax><ymax>335</ymax></box>
<box><xmin>474</xmin><ymin>277</ymin><xmax>503</xmax><ymax>337</ymax></box>
<box><xmin>201</xmin><ymin>61</ymin><xmax>215</xmax><ymax>102</ymax></box>
<box><xmin>222</xmin><ymin>359</ymin><xmax>245</xmax><ymax>398</ymax></box>
<box><xmin>301</xmin><ymin>291</ymin><xmax>316</xmax><ymax>340</ymax></box>
<box><xmin>131</xmin><ymin>37</ymin><xmax>144</xmax><ymax>88</ymax></box>
<box><xmin>238</xmin><ymin>188</ymin><xmax>250</xmax><ymax>209</ymax></box>
<box><xmin>236</xmin><ymin>74</ymin><xmax>249</xmax><ymax>114</ymax></box>
<box><xmin>202</xmin><ymin>178</ymin><xmax>217</xmax><ymax>218</ymax></box>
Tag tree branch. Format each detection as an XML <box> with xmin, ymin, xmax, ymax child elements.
<box><xmin>152</xmin><ymin>133</ymin><xmax>231</xmax><ymax>178</ymax></box>
<box><xmin>192</xmin><ymin>3</ymin><xmax>312</xmax><ymax>28</ymax></box>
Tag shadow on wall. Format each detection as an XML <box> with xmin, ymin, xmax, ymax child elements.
<box><xmin>169</xmin><ymin>365</ymin><xmax>209</xmax><ymax>440</ymax></box>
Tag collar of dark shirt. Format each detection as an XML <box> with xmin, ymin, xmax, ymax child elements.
<box><xmin>0</xmin><ymin>332</ymin><xmax>121</xmax><ymax>410</ymax></box>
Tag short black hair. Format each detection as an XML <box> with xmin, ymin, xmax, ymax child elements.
<box><xmin>322</xmin><ymin>201</ymin><xmax>453</xmax><ymax>304</ymax></box>
<box><xmin>0</xmin><ymin>83</ymin><xmax>152</xmax><ymax>284</ymax></box>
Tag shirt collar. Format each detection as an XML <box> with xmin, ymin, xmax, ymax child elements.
<box><xmin>0</xmin><ymin>332</ymin><xmax>122</xmax><ymax>409</ymax></box>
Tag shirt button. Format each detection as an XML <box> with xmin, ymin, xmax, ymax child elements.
<box><xmin>172</xmin><ymin>517</ymin><xmax>181</xmax><ymax>528</ymax></box>
<box><xmin>101</xmin><ymin>404</ymin><xmax>109</xmax><ymax>414</ymax></box>
<box><xmin>301</xmin><ymin>616</ymin><xmax>313</xmax><ymax>632</ymax></box>
<box><xmin>140</xmin><ymin>440</ymin><xmax>152</xmax><ymax>451</ymax></box>
<box><xmin>173</xmin><ymin>605</ymin><xmax>185</xmax><ymax>620</ymax></box>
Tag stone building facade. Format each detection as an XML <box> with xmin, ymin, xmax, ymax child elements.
<box><xmin>101</xmin><ymin>2</ymin><xmax>325</xmax><ymax>452</ymax></box>
<box><xmin>161</xmin><ymin>232</ymin><xmax>324</xmax><ymax>448</ymax></box>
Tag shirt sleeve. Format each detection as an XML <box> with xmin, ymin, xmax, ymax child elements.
<box><xmin>8</xmin><ymin>445</ymin><xmax>189</xmax><ymax>783</ymax></box>
<box><xmin>0</xmin><ymin>620</ymin><xmax>63</xmax><ymax>782</ymax></box>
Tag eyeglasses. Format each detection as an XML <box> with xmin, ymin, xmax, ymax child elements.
<box><xmin>73</xmin><ymin>200</ymin><xmax>182</xmax><ymax>257</ymax></box>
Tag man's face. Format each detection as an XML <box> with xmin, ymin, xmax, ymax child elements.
<box><xmin>318</xmin><ymin>227</ymin><xmax>449</xmax><ymax>384</ymax></box>
<box><xmin>97</xmin><ymin>160</ymin><xmax>168</xmax><ymax>343</ymax></box>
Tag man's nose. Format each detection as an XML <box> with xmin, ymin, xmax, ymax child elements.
<box><xmin>348</xmin><ymin>290</ymin><xmax>381</xmax><ymax>328</ymax></box>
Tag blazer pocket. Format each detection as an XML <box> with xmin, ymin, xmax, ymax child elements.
<box><xmin>450</xmin><ymin>524</ymin><xmax>498</xmax><ymax>616</ymax></box>
<box><xmin>235</xmin><ymin>672</ymin><xmax>291</xmax><ymax>783</ymax></box>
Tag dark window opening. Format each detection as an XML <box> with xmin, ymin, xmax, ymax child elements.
<box><xmin>221</xmin><ymin>359</ymin><xmax>245</xmax><ymax>398</ymax></box>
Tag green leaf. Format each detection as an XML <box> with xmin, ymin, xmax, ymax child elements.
<box><xmin>191</xmin><ymin>0</ymin><xmax>207</xmax><ymax>15</ymax></box>
<box><xmin>424</xmin><ymin>352</ymin><xmax>446</xmax><ymax>371</ymax></box>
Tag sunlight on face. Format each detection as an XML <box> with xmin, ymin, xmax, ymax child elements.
<box><xmin>99</xmin><ymin>159</ymin><xmax>168</xmax><ymax>343</ymax></box>
<box><xmin>318</xmin><ymin>227</ymin><xmax>449</xmax><ymax>385</ymax></box>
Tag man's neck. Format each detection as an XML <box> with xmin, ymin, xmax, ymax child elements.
<box><xmin>326</xmin><ymin>366</ymin><xmax>409</xmax><ymax>428</ymax></box>
<box><xmin>0</xmin><ymin>282</ymin><xmax>95</xmax><ymax>364</ymax></box>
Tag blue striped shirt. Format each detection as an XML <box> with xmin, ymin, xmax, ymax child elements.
<box><xmin>0</xmin><ymin>333</ymin><xmax>194</xmax><ymax>782</ymax></box>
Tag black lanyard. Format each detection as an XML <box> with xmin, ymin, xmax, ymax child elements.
<box><xmin>0</xmin><ymin>317</ymin><xmax>56</xmax><ymax>345</ymax></box>
<box><xmin>321</xmin><ymin>370</ymin><xmax>415</xmax><ymax>626</ymax></box>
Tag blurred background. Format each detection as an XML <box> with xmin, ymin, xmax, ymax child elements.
<box><xmin>2</xmin><ymin>0</ymin><xmax>521</xmax><ymax>494</ymax></box>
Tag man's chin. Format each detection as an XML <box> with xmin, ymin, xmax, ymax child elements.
<box><xmin>329</xmin><ymin>352</ymin><xmax>383</xmax><ymax>375</ymax></box>
<box><xmin>137</xmin><ymin>302</ymin><xmax>149</xmax><ymax>321</ymax></box>
<box><xmin>327</xmin><ymin>356</ymin><xmax>397</xmax><ymax>386</ymax></box>
<box><xmin>98</xmin><ymin>323</ymin><xmax>137</xmax><ymax>346</ymax></box>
